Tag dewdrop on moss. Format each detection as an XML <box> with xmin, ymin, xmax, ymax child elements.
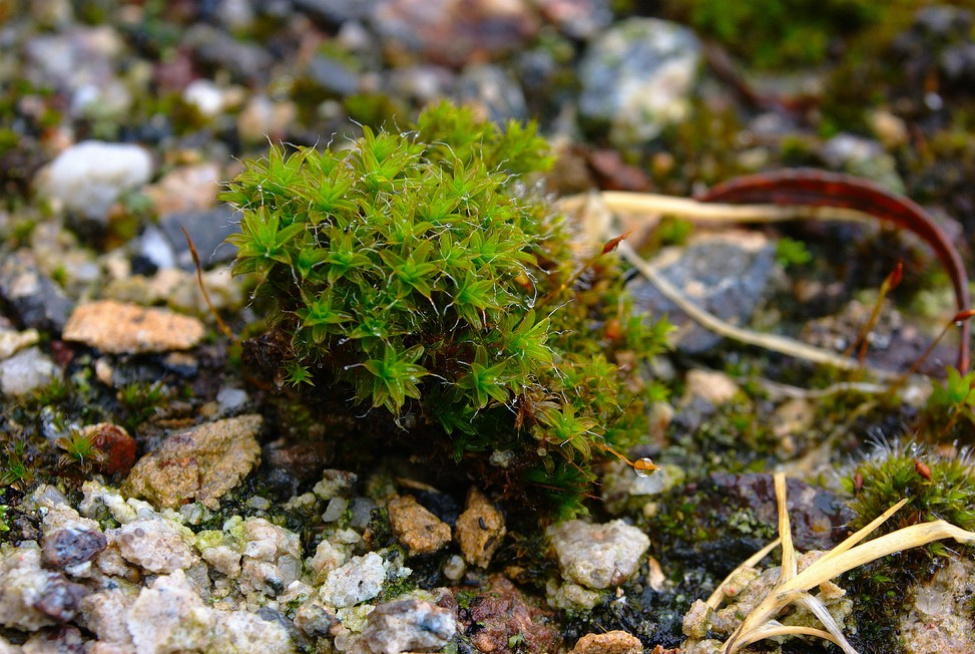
<box><xmin>634</xmin><ymin>457</ymin><xmax>659</xmax><ymax>478</ymax></box>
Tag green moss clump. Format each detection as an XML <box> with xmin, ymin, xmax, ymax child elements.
<box><xmin>841</xmin><ymin>441</ymin><xmax>975</xmax><ymax>654</ymax></box>
<box><xmin>661</xmin><ymin>0</ymin><xmax>878</xmax><ymax>70</ymax></box>
<box><xmin>845</xmin><ymin>441</ymin><xmax>975</xmax><ymax>535</ymax></box>
<box><xmin>222</xmin><ymin>103</ymin><xmax>671</xmax><ymax>517</ymax></box>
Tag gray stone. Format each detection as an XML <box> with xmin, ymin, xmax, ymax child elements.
<box><xmin>158</xmin><ymin>205</ymin><xmax>239</xmax><ymax>271</ymax></box>
<box><xmin>628</xmin><ymin>232</ymin><xmax>778</xmax><ymax>353</ymax></box>
<box><xmin>547</xmin><ymin>519</ymin><xmax>650</xmax><ymax>590</ymax></box>
<box><xmin>136</xmin><ymin>225</ymin><xmax>176</xmax><ymax>271</ymax></box>
<box><xmin>292</xmin><ymin>0</ymin><xmax>381</xmax><ymax>23</ymax></box>
<box><xmin>0</xmin><ymin>347</ymin><xmax>60</xmax><ymax>397</ymax></box>
<box><xmin>579</xmin><ymin>18</ymin><xmax>701</xmax><ymax>146</ymax></box>
<box><xmin>0</xmin><ymin>250</ymin><xmax>74</xmax><ymax>332</ymax></box>
<box><xmin>307</xmin><ymin>56</ymin><xmax>361</xmax><ymax>97</ymax></box>
<box><xmin>184</xmin><ymin>24</ymin><xmax>273</xmax><ymax>84</ymax></box>
<box><xmin>454</xmin><ymin>64</ymin><xmax>527</xmax><ymax>123</ymax></box>
<box><xmin>361</xmin><ymin>599</ymin><xmax>456</xmax><ymax>654</ymax></box>
<box><xmin>537</xmin><ymin>0</ymin><xmax>613</xmax><ymax>40</ymax></box>
<box><xmin>821</xmin><ymin>133</ymin><xmax>905</xmax><ymax>193</ymax></box>
<box><xmin>216</xmin><ymin>386</ymin><xmax>249</xmax><ymax>415</ymax></box>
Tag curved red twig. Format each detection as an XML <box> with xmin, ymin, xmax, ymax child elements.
<box><xmin>697</xmin><ymin>169</ymin><xmax>971</xmax><ymax>372</ymax></box>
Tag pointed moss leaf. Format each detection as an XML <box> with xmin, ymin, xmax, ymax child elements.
<box><xmin>362</xmin><ymin>345</ymin><xmax>427</xmax><ymax>412</ymax></box>
<box><xmin>458</xmin><ymin>347</ymin><xmax>510</xmax><ymax>410</ymax></box>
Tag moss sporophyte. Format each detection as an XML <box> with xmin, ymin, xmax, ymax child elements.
<box><xmin>222</xmin><ymin>103</ymin><xmax>670</xmax><ymax>517</ymax></box>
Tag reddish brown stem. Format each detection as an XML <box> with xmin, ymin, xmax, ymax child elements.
<box><xmin>698</xmin><ymin>169</ymin><xmax>971</xmax><ymax>372</ymax></box>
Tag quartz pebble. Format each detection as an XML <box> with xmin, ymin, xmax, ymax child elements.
<box><xmin>547</xmin><ymin>519</ymin><xmax>650</xmax><ymax>590</ymax></box>
<box><xmin>37</xmin><ymin>141</ymin><xmax>152</xmax><ymax>220</ymax></box>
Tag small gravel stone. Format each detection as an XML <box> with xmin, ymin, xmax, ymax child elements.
<box><xmin>36</xmin><ymin>141</ymin><xmax>153</xmax><ymax>220</ymax></box>
<box><xmin>387</xmin><ymin>495</ymin><xmax>452</xmax><ymax>556</ymax></box>
<box><xmin>143</xmin><ymin>162</ymin><xmax>221</xmax><ymax>216</ymax></box>
<box><xmin>237</xmin><ymin>518</ymin><xmax>303</xmax><ymax>597</ymax></box>
<box><xmin>41</xmin><ymin>526</ymin><xmax>107</xmax><ymax>569</ymax></box>
<box><xmin>78</xmin><ymin>423</ymin><xmax>136</xmax><ymax>476</ymax></box>
<box><xmin>0</xmin><ymin>347</ymin><xmax>60</xmax><ymax>397</ymax></box>
<box><xmin>681</xmin><ymin>370</ymin><xmax>741</xmax><ymax>406</ymax></box>
<box><xmin>361</xmin><ymin>599</ymin><xmax>456</xmax><ymax>654</ymax></box>
<box><xmin>310</xmin><ymin>538</ymin><xmax>350</xmax><ymax>583</ymax></box>
<box><xmin>113</xmin><ymin>518</ymin><xmax>199</xmax><ymax>574</ymax></box>
<box><xmin>78</xmin><ymin>589</ymin><xmax>135</xmax><ymax>649</ymax></box>
<box><xmin>371</xmin><ymin>0</ymin><xmax>539</xmax><ymax>68</ymax></box>
<box><xmin>209</xmin><ymin>609</ymin><xmax>296</xmax><ymax>654</ymax></box>
<box><xmin>0</xmin><ymin>549</ymin><xmax>66</xmax><ymax>630</ymax></box>
<box><xmin>579</xmin><ymin>18</ymin><xmax>701</xmax><ymax>146</ymax></box>
<box><xmin>126</xmin><ymin>570</ymin><xmax>214</xmax><ymax>654</ymax></box>
<box><xmin>32</xmin><ymin>576</ymin><xmax>89</xmax><ymax>623</ymax></box>
<box><xmin>158</xmin><ymin>205</ymin><xmax>239</xmax><ymax>271</ymax></box>
<box><xmin>123</xmin><ymin>414</ymin><xmax>262</xmax><ymax>509</ymax></box>
<box><xmin>63</xmin><ymin>300</ymin><xmax>205</xmax><ymax>354</ymax></box>
<box><xmin>0</xmin><ymin>328</ymin><xmax>40</xmax><ymax>360</ymax></box>
<box><xmin>0</xmin><ymin>250</ymin><xmax>74</xmax><ymax>332</ymax></box>
<box><xmin>629</xmin><ymin>231</ymin><xmax>777</xmax><ymax>353</ymax></box>
<box><xmin>455</xmin><ymin>487</ymin><xmax>506</xmax><ymax>568</ymax></box>
<box><xmin>313</xmin><ymin>469</ymin><xmax>358</xmax><ymax>500</ymax></box>
<box><xmin>569</xmin><ymin>630</ymin><xmax>643</xmax><ymax>654</ymax></box>
<box><xmin>547</xmin><ymin>519</ymin><xmax>650</xmax><ymax>589</ymax></box>
<box><xmin>293</xmin><ymin>601</ymin><xmax>337</xmax><ymax>637</ymax></box>
<box><xmin>321</xmin><ymin>552</ymin><xmax>387</xmax><ymax>608</ymax></box>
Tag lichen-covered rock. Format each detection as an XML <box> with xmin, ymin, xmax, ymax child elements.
<box><xmin>569</xmin><ymin>630</ymin><xmax>642</xmax><ymax>654</ymax></box>
<box><xmin>63</xmin><ymin>300</ymin><xmax>205</xmax><ymax>354</ymax></box>
<box><xmin>360</xmin><ymin>599</ymin><xmax>456</xmax><ymax>654</ymax></box>
<box><xmin>123</xmin><ymin>414</ymin><xmax>262</xmax><ymax>509</ymax></box>
<box><xmin>236</xmin><ymin>518</ymin><xmax>302</xmax><ymax>597</ymax></box>
<box><xmin>547</xmin><ymin>519</ymin><xmax>649</xmax><ymax>589</ymax></box>
<box><xmin>321</xmin><ymin>552</ymin><xmax>387</xmax><ymax>609</ymax></box>
<box><xmin>79</xmin><ymin>589</ymin><xmax>137</xmax><ymax>649</ymax></box>
<box><xmin>310</xmin><ymin>538</ymin><xmax>350</xmax><ymax>583</ymax></box>
<box><xmin>900</xmin><ymin>555</ymin><xmax>975</xmax><ymax>654</ymax></box>
<box><xmin>112</xmin><ymin>518</ymin><xmax>199</xmax><ymax>574</ymax></box>
<box><xmin>387</xmin><ymin>495</ymin><xmax>451</xmax><ymax>556</ymax></box>
<box><xmin>209</xmin><ymin>609</ymin><xmax>296</xmax><ymax>654</ymax></box>
<box><xmin>0</xmin><ymin>548</ymin><xmax>87</xmax><ymax>630</ymax></box>
<box><xmin>126</xmin><ymin>570</ymin><xmax>215</xmax><ymax>654</ymax></box>
<box><xmin>454</xmin><ymin>487</ymin><xmax>506</xmax><ymax>568</ymax></box>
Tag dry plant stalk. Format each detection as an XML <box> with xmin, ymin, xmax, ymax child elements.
<box><xmin>560</xmin><ymin>192</ymin><xmax>898</xmax><ymax>378</ymax></box>
<box><xmin>700</xmin><ymin>472</ymin><xmax>975</xmax><ymax>654</ymax></box>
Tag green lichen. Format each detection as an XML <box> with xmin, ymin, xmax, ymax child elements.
<box><xmin>223</xmin><ymin>102</ymin><xmax>671</xmax><ymax>518</ymax></box>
